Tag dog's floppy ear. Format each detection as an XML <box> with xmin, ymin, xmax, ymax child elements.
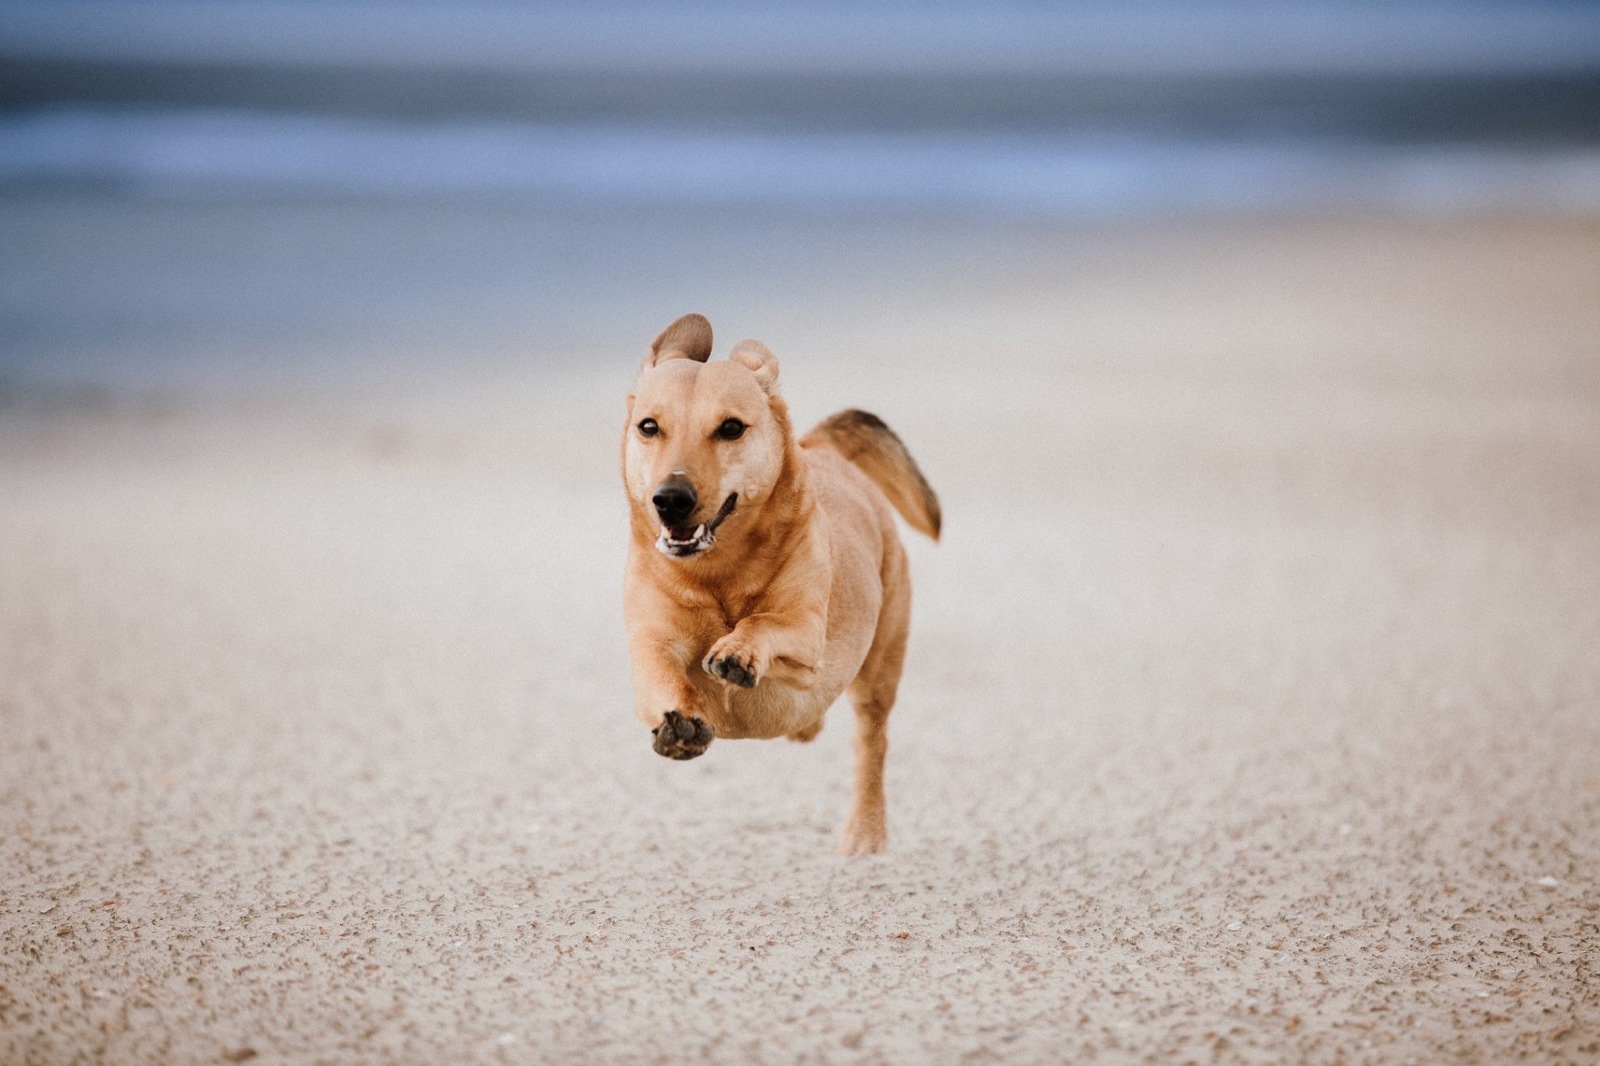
<box><xmin>729</xmin><ymin>339</ymin><xmax>780</xmax><ymax>392</ymax></box>
<box><xmin>642</xmin><ymin>313</ymin><xmax>713</xmax><ymax>371</ymax></box>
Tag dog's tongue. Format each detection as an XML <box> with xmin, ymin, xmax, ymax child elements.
<box><xmin>669</xmin><ymin>524</ymin><xmax>698</xmax><ymax>542</ymax></box>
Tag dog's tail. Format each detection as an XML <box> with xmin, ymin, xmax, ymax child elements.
<box><xmin>802</xmin><ymin>409</ymin><xmax>941</xmax><ymax>540</ymax></box>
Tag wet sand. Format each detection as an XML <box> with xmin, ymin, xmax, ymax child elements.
<box><xmin>2</xmin><ymin>207</ymin><xmax>1598</xmax><ymax>1063</ymax></box>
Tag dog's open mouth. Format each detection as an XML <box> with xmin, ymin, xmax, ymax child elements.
<box><xmin>657</xmin><ymin>493</ymin><xmax>738</xmax><ymax>558</ymax></box>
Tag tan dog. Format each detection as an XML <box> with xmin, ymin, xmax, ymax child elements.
<box><xmin>621</xmin><ymin>313</ymin><xmax>940</xmax><ymax>855</ymax></box>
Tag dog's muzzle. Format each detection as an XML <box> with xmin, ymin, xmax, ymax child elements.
<box><xmin>657</xmin><ymin>493</ymin><xmax>739</xmax><ymax>558</ymax></box>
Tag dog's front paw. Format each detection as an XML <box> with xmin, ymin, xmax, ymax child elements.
<box><xmin>652</xmin><ymin>710</ymin><xmax>714</xmax><ymax>761</ymax></box>
<box><xmin>704</xmin><ymin>638</ymin><xmax>761</xmax><ymax>689</ymax></box>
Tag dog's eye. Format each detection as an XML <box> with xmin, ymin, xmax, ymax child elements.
<box><xmin>715</xmin><ymin>418</ymin><xmax>746</xmax><ymax>441</ymax></box>
<box><xmin>637</xmin><ymin>418</ymin><xmax>660</xmax><ymax>437</ymax></box>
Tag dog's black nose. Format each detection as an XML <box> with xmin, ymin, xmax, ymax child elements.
<box><xmin>652</xmin><ymin>478</ymin><xmax>698</xmax><ymax>526</ymax></box>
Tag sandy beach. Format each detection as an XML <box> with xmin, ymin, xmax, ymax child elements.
<box><xmin>2</xmin><ymin>205</ymin><xmax>1598</xmax><ymax>1063</ymax></box>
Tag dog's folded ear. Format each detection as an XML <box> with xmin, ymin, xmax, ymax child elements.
<box><xmin>730</xmin><ymin>339</ymin><xmax>780</xmax><ymax>392</ymax></box>
<box><xmin>643</xmin><ymin>313</ymin><xmax>714</xmax><ymax>371</ymax></box>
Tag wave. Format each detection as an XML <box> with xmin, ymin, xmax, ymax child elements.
<box><xmin>4</xmin><ymin>108</ymin><xmax>1600</xmax><ymax>215</ymax></box>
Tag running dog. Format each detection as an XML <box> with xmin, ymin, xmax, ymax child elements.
<box><xmin>621</xmin><ymin>313</ymin><xmax>940</xmax><ymax>855</ymax></box>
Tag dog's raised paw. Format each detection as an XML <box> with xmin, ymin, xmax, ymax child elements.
<box><xmin>652</xmin><ymin>710</ymin><xmax>714</xmax><ymax>760</ymax></box>
<box><xmin>705</xmin><ymin>653</ymin><xmax>758</xmax><ymax>689</ymax></box>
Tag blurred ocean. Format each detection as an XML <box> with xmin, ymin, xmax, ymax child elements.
<box><xmin>6</xmin><ymin>109</ymin><xmax>1600</xmax><ymax>215</ymax></box>
<box><xmin>4</xmin><ymin>1</ymin><xmax>1600</xmax><ymax>214</ymax></box>
<box><xmin>3</xmin><ymin>1</ymin><xmax>1599</xmax><ymax>385</ymax></box>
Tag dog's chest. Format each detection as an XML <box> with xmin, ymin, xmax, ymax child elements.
<box><xmin>690</xmin><ymin>669</ymin><xmax>840</xmax><ymax>741</ymax></box>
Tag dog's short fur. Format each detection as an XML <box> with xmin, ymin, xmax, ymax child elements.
<box><xmin>621</xmin><ymin>314</ymin><xmax>940</xmax><ymax>855</ymax></box>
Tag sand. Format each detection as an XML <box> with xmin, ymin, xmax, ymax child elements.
<box><xmin>2</xmin><ymin>209</ymin><xmax>1598</xmax><ymax>1063</ymax></box>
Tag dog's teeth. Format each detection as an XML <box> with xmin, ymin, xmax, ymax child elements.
<box><xmin>695</xmin><ymin>525</ymin><xmax>707</xmax><ymax>540</ymax></box>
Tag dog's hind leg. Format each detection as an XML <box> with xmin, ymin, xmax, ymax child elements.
<box><xmin>839</xmin><ymin>542</ymin><xmax>912</xmax><ymax>856</ymax></box>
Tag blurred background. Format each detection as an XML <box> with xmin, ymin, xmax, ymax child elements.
<box><xmin>2</xmin><ymin>0</ymin><xmax>1599</xmax><ymax>389</ymax></box>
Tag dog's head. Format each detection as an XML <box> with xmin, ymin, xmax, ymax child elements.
<box><xmin>623</xmin><ymin>313</ymin><xmax>788</xmax><ymax>560</ymax></box>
